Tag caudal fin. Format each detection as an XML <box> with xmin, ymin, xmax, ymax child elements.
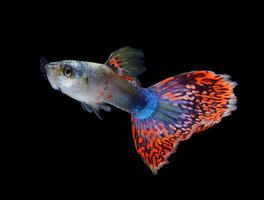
<box><xmin>131</xmin><ymin>71</ymin><xmax>237</xmax><ymax>174</ymax></box>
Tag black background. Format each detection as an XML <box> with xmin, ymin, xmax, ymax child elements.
<box><xmin>5</xmin><ymin>2</ymin><xmax>258</xmax><ymax>196</ymax></box>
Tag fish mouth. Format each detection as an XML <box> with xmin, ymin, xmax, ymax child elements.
<box><xmin>47</xmin><ymin>72</ymin><xmax>60</xmax><ymax>90</ymax></box>
<box><xmin>44</xmin><ymin>62</ymin><xmax>61</xmax><ymax>90</ymax></box>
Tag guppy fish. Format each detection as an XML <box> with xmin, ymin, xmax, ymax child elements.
<box><xmin>43</xmin><ymin>47</ymin><xmax>237</xmax><ymax>174</ymax></box>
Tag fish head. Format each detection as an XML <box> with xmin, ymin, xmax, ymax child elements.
<box><xmin>44</xmin><ymin>59</ymin><xmax>111</xmax><ymax>103</ymax></box>
<box><xmin>44</xmin><ymin>60</ymin><xmax>88</xmax><ymax>93</ymax></box>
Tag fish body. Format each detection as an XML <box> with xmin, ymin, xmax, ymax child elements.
<box><xmin>46</xmin><ymin>60</ymin><xmax>145</xmax><ymax>112</ymax></box>
<box><xmin>44</xmin><ymin>47</ymin><xmax>237</xmax><ymax>174</ymax></box>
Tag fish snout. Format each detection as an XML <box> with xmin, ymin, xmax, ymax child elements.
<box><xmin>40</xmin><ymin>58</ymin><xmax>60</xmax><ymax>74</ymax></box>
<box><xmin>45</xmin><ymin>62</ymin><xmax>59</xmax><ymax>70</ymax></box>
<box><xmin>44</xmin><ymin>62</ymin><xmax>62</xmax><ymax>77</ymax></box>
<box><xmin>45</xmin><ymin>65</ymin><xmax>61</xmax><ymax>90</ymax></box>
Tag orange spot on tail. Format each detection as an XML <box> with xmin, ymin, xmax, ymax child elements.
<box><xmin>138</xmin><ymin>137</ymin><xmax>143</xmax><ymax>144</ymax></box>
<box><xmin>162</xmin><ymin>92</ymin><xmax>177</xmax><ymax>101</ymax></box>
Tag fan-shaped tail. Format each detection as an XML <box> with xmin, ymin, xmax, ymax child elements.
<box><xmin>131</xmin><ymin>71</ymin><xmax>237</xmax><ymax>174</ymax></box>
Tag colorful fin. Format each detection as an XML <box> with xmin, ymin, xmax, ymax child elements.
<box><xmin>131</xmin><ymin>70</ymin><xmax>237</xmax><ymax>174</ymax></box>
<box><xmin>81</xmin><ymin>102</ymin><xmax>111</xmax><ymax>120</ymax></box>
<box><xmin>105</xmin><ymin>47</ymin><xmax>146</xmax><ymax>84</ymax></box>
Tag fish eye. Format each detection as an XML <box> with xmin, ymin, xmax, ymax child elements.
<box><xmin>63</xmin><ymin>66</ymin><xmax>72</xmax><ymax>77</ymax></box>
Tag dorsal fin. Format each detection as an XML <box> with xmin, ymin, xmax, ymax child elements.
<box><xmin>105</xmin><ymin>47</ymin><xmax>146</xmax><ymax>84</ymax></box>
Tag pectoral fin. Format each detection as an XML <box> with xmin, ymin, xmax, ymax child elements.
<box><xmin>81</xmin><ymin>102</ymin><xmax>93</xmax><ymax>113</ymax></box>
<box><xmin>81</xmin><ymin>102</ymin><xmax>111</xmax><ymax>120</ymax></box>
